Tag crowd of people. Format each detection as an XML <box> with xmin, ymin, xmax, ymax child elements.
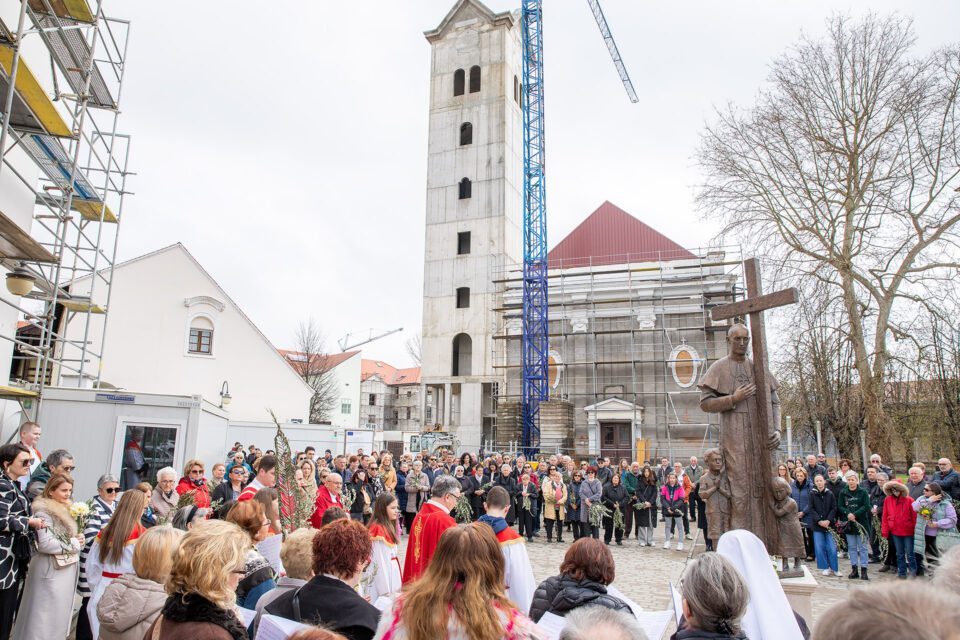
<box><xmin>2</xmin><ymin>420</ymin><xmax>960</xmax><ymax>640</ymax></box>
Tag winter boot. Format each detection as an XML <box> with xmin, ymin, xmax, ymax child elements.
<box><xmin>848</xmin><ymin>566</ymin><xmax>860</xmax><ymax>580</ymax></box>
<box><xmin>860</xmin><ymin>567</ymin><xmax>869</xmax><ymax>581</ymax></box>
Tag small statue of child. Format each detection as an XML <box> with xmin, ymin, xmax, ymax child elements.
<box><xmin>771</xmin><ymin>477</ymin><xmax>805</xmax><ymax>577</ymax></box>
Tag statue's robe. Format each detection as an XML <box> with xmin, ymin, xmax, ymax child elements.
<box><xmin>699</xmin><ymin>355</ymin><xmax>781</xmax><ymax>552</ymax></box>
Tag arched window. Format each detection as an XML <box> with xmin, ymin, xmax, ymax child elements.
<box><xmin>458</xmin><ymin>177</ymin><xmax>471</xmax><ymax>200</ymax></box>
<box><xmin>469</xmin><ymin>65</ymin><xmax>481</xmax><ymax>93</ymax></box>
<box><xmin>456</xmin><ymin>287</ymin><xmax>470</xmax><ymax>308</ymax></box>
<box><xmin>452</xmin><ymin>333</ymin><xmax>472</xmax><ymax>376</ymax></box>
<box><xmin>459</xmin><ymin>122</ymin><xmax>473</xmax><ymax>146</ymax></box>
<box><xmin>453</xmin><ymin>69</ymin><xmax>465</xmax><ymax>96</ymax></box>
<box><xmin>188</xmin><ymin>315</ymin><xmax>214</xmax><ymax>355</ymax></box>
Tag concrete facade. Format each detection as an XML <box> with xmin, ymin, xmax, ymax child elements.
<box><xmin>420</xmin><ymin>0</ymin><xmax>523</xmax><ymax>450</ymax></box>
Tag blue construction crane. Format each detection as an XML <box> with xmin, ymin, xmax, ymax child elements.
<box><xmin>519</xmin><ymin>1</ymin><xmax>638</xmax><ymax>455</ymax></box>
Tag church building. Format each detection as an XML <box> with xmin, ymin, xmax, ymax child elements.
<box><xmin>418</xmin><ymin>1</ymin><xmax>742</xmax><ymax>460</ymax></box>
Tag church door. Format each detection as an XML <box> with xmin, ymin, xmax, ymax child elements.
<box><xmin>599</xmin><ymin>421</ymin><xmax>633</xmax><ymax>463</ymax></box>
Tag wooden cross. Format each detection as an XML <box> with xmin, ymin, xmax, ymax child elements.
<box><xmin>710</xmin><ymin>258</ymin><xmax>797</xmax><ymax>551</ymax></box>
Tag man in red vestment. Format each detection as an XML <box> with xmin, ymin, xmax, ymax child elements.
<box><xmin>402</xmin><ymin>475</ymin><xmax>460</xmax><ymax>583</ymax></box>
<box><xmin>309</xmin><ymin>472</ymin><xmax>345</xmax><ymax>528</ymax></box>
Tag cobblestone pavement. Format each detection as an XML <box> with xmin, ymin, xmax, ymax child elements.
<box><xmin>400</xmin><ymin>519</ymin><xmax>904</xmax><ymax>637</ymax></box>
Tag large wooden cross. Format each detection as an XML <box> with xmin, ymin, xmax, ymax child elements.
<box><xmin>710</xmin><ymin>258</ymin><xmax>798</xmax><ymax>552</ymax></box>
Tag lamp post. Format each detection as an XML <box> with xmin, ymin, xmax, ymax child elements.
<box><xmin>219</xmin><ymin>380</ymin><xmax>231</xmax><ymax>408</ymax></box>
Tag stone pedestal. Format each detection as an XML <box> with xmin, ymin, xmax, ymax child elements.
<box><xmin>779</xmin><ymin>564</ymin><xmax>818</xmax><ymax>621</ymax></box>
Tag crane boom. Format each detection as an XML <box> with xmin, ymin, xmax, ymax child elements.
<box><xmin>337</xmin><ymin>327</ymin><xmax>403</xmax><ymax>352</ymax></box>
<box><xmin>585</xmin><ymin>0</ymin><xmax>639</xmax><ymax>103</ymax></box>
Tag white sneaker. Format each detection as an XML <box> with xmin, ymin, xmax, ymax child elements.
<box><xmin>677</xmin><ymin>542</ymin><xmax>684</xmax><ymax>551</ymax></box>
<box><xmin>663</xmin><ymin>540</ymin><xmax>671</xmax><ymax>549</ymax></box>
<box><xmin>821</xmin><ymin>569</ymin><xmax>830</xmax><ymax>576</ymax></box>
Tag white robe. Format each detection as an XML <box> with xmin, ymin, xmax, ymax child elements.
<box><xmin>367</xmin><ymin>536</ymin><xmax>402</xmax><ymax>610</ymax></box>
<box><xmin>501</xmin><ymin>538</ymin><xmax>536</xmax><ymax>615</ymax></box>
<box><xmin>85</xmin><ymin>538</ymin><xmax>137</xmax><ymax>640</ymax></box>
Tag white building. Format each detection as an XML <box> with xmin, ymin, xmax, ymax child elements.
<box><xmin>280</xmin><ymin>349</ymin><xmax>362</xmax><ymax>430</ymax></box>
<box><xmin>419</xmin><ymin>0</ymin><xmax>524</xmax><ymax>450</ymax></box>
<box><xmin>61</xmin><ymin>243</ymin><xmax>313</xmax><ymax>423</ymax></box>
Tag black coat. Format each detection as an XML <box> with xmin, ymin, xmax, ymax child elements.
<box><xmin>601</xmin><ymin>483</ymin><xmax>629</xmax><ymax>513</ymax></box>
<box><xmin>0</xmin><ymin>475</ymin><xmax>31</xmax><ymax>589</ymax></box>
<box><xmin>565</xmin><ymin>482</ymin><xmax>582</xmax><ymax>523</ymax></box>
<box><xmin>635</xmin><ymin>482</ymin><xmax>659</xmax><ymax>528</ymax></box>
<box><xmin>492</xmin><ymin>474</ymin><xmax>518</xmax><ymax>524</ymax></box>
<box><xmin>529</xmin><ymin>575</ymin><xmax>632</xmax><ymax>622</ymax></box>
<box><xmin>211</xmin><ymin>481</ymin><xmax>243</xmax><ymax>505</ymax></box>
<box><xmin>265</xmin><ymin>575</ymin><xmax>380</xmax><ymax>640</ymax></box>
<box><xmin>808</xmin><ymin>487</ymin><xmax>837</xmax><ymax>533</ymax></box>
<box><xmin>459</xmin><ymin>475</ymin><xmax>482</xmax><ymax>519</ymax></box>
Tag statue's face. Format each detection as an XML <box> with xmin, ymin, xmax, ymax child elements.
<box><xmin>727</xmin><ymin>325</ymin><xmax>750</xmax><ymax>357</ymax></box>
<box><xmin>772</xmin><ymin>481</ymin><xmax>787</xmax><ymax>500</ymax></box>
<box><xmin>707</xmin><ymin>454</ymin><xmax>722</xmax><ymax>472</ymax></box>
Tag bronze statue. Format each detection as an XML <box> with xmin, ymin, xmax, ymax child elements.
<box><xmin>698</xmin><ymin>447</ymin><xmax>731</xmax><ymax>544</ymax></box>
<box><xmin>699</xmin><ymin>323</ymin><xmax>782</xmax><ymax>553</ymax></box>
<box><xmin>771</xmin><ymin>477</ymin><xmax>805</xmax><ymax>576</ymax></box>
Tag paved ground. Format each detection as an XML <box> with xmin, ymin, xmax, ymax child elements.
<box><xmin>399</xmin><ymin>519</ymin><xmax>904</xmax><ymax>637</ymax></box>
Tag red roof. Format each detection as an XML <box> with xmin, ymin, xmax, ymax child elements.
<box><xmin>361</xmin><ymin>359</ymin><xmax>421</xmax><ymax>386</ymax></box>
<box><xmin>279</xmin><ymin>349</ymin><xmax>359</xmax><ymax>375</ymax></box>
<box><xmin>547</xmin><ymin>201</ymin><xmax>696</xmax><ymax>268</ymax></box>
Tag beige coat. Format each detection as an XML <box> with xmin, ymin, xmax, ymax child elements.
<box><xmin>12</xmin><ymin>497</ymin><xmax>81</xmax><ymax>640</ymax></box>
<box><xmin>541</xmin><ymin>478</ymin><xmax>568</xmax><ymax>521</ymax></box>
<box><xmin>151</xmin><ymin>489</ymin><xmax>179</xmax><ymax>521</ymax></box>
<box><xmin>97</xmin><ymin>572</ymin><xmax>167</xmax><ymax>640</ymax></box>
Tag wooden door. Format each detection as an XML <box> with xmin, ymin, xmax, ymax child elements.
<box><xmin>599</xmin><ymin>421</ymin><xmax>633</xmax><ymax>463</ymax></box>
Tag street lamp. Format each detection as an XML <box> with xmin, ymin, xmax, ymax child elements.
<box><xmin>5</xmin><ymin>265</ymin><xmax>35</xmax><ymax>297</ymax></box>
<box><xmin>219</xmin><ymin>380</ymin><xmax>231</xmax><ymax>408</ymax></box>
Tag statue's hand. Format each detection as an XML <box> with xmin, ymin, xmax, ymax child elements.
<box><xmin>731</xmin><ymin>383</ymin><xmax>757</xmax><ymax>403</ymax></box>
<box><xmin>767</xmin><ymin>430</ymin><xmax>781</xmax><ymax>450</ymax></box>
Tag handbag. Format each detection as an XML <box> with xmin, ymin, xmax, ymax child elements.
<box><xmin>12</xmin><ymin>530</ymin><xmax>36</xmax><ymax>564</ymax></box>
<box><xmin>53</xmin><ymin>552</ymin><xmax>78</xmax><ymax>569</ymax></box>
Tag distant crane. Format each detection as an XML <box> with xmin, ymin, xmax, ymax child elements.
<box><xmin>337</xmin><ymin>327</ymin><xmax>403</xmax><ymax>352</ymax></box>
<box><xmin>519</xmin><ymin>1</ymin><xmax>637</xmax><ymax>455</ymax></box>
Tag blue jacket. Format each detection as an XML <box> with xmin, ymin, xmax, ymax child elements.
<box><xmin>791</xmin><ymin>478</ymin><xmax>813</xmax><ymax>528</ymax></box>
<box><xmin>934</xmin><ymin>468</ymin><xmax>960</xmax><ymax>501</ymax></box>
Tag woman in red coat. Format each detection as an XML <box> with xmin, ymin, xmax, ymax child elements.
<box><xmin>881</xmin><ymin>480</ymin><xmax>918</xmax><ymax>578</ymax></box>
<box><xmin>175</xmin><ymin>459</ymin><xmax>211</xmax><ymax>508</ymax></box>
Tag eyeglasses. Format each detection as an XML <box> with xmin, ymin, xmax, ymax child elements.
<box><xmin>190</xmin><ymin>469</ymin><xmax>204</xmax><ymax>475</ymax></box>
<box><xmin>923</xmin><ymin>488</ymin><xmax>932</xmax><ymax>492</ymax></box>
<box><xmin>104</xmin><ymin>487</ymin><xmax>120</xmax><ymax>494</ymax></box>
<box><xmin>20</xmin><ymin>458</ymin><xmax>34</xmax><ymax>466</ymax></box>
<box><xmin>231</xmin><ymin>469</ymin><xmax>244</xmax><ymax>474</ymax></box>
<box><xmin>62</xmin><ymin>466</ymin><xmax>76</xmax><ymax>472</ymax></box>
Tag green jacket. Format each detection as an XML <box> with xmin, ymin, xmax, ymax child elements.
<box><xmin>622</xmin><ymin>471</ymin><xmax>640</xmax><ymax>496</ymax></box>
<box><xmin>838</xmin><ymin>485</ymin><xmax>872</xmax><ymax>530</ymax></box>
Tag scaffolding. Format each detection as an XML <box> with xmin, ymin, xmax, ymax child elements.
<box><xmin>491</xmin><ymin>246</ymin><xmax>744</xmax><ymax>461</ymax></box>
<box><xmin>0</xmin><ymin>0</ymin><xmax>132</xmax><ymax>412</ymax></box>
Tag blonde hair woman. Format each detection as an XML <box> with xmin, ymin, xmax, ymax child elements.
<box><xmin>176</xmin><ymin>459</ymin><xmax>210</xmax><ymax>508</ymax></box>
<box><xmin>12</xmin><ymin>474</ymin><xmax>83</xmax><ymax>640</ymax></box>
<box><xmin>380</xmin><ymin>454</ymin><xmax>397</xmax><ymax>494</ymax></box>
<box><xmin>97</xmin><ymin>525</ymin><xmax>184</xmax><ymax>640</ymax></box>
<box><xmin>146</xmin><ymin>520</ymin><xmax>251</xmax><ymax>640</ymax></box>
<box><xmin>86</xmin><ymin>488</ymin><xmax>149</xmax><ymax>638</ymax></box>
<box><xmin>299</xmin><ymin>459</ymin><xmax>318</xmax><ymax>504</ymax></box>
<box><xmin>374</xmin><ymin>523</ymin><xmax>538</xmax><ymax>640</ymax></box>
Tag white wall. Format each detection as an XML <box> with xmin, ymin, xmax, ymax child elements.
<box><xmin>61</xmin><ymin>245</ymin><xmax>312</xmax><ymax>423</ymax></box>
<box><xmin>329</xmin><ymin>354</ymin><xmax>361</xmax><ymax>429</ymax></box>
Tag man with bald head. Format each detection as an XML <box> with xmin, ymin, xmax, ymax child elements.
<box><xmin>699</xmin><ymin>323</ymin><xmax>782</xmax><ymax>548</ymax></box>
<box><xmin>309</xmin><ymin>471</ymin><xmax>344</xmax><ymax>528</ymax></box>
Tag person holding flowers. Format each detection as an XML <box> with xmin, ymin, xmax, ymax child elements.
<box><xmin>601</xmin><ymin>471</ymin><xmax>628</xmax><ymax>546</ymax></box>
<box><xmin>912</xmin><ymin>481</ymin><xmax>959</xmax><ymax>574</ymax></box>
<box><xmin>838</xmin><ymin>472</ymin><xmax>872</xmax><ymax>580</ymax></box>
<box><xmin>579</xmin><ymin>468</ymin><xmax>603</xmax><ymax>540</ymax></box>
<box><xmin>12</xmin><ymin>474</ymin><xmax>84</xmax><ymax>640</ymax></box>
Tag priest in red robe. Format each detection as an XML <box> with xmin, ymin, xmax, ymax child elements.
<box><xmin>402</xmin><ymin>475</ymin><xmax>460</xmax><ymax>583</ymax></box>
<box><xmin>309</xmin><ymin>472</ymin><xmax>345</xmax><ymax>529</ymax></box>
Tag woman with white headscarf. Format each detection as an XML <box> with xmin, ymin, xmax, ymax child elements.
<box><xmin>716</xmin><ymin>530</ymin><xmax>807</xmax><ymax>640</ymax></box>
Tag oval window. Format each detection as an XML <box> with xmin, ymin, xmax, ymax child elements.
<box><xmin>548</xmin><ymin>349</ymin><xmax>562</xmax><ymax>389</ymax></box>
<box><xmin>669</xmin><ymin>344</ymin><xmax>701</xmax><ymax>388</ymax></box>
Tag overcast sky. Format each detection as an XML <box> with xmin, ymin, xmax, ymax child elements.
<box><xmin>112</xmin><ymin>0</ymin><xmax>958</xmax><ymax>367</ymax></box>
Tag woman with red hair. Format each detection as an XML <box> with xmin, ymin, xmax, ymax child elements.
<box><xmin>265</xmin><ymin>519</ymin><xmax>380</xmax><ymax>640</ymax></box>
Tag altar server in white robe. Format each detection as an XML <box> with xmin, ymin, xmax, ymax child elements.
<box><xmin>478</xmin><ymin>486</ymin><xmax>536</xmax><ymax>613</ymax></box>
<box><xmin>366</xmin><ymin>493</ymin><xmax>403</xmax><ymax>610</ymax></box>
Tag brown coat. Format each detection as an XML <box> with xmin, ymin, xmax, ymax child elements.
<box><xmin>142</xmin><ymin>593</ymin><xmax>248</xmax><ymax>640</ymax></box>
<box><xmin>143</xmin><ymin>617</ymin><xmax>237</xmax><ymax>640</ymax></box>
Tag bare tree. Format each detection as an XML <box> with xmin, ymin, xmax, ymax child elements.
<box><xmin>405</xmin><ymin>333</ymin><xmax>422</xmax><ymax>366</ymax></box>
<box><xmin>697</xmin><ymin>14</ymin><xmax>960</xmax><ymax>456</ymax></box>
<box><xmin>775</xmin><ymin>287</ymin><xmax>864</xmax><ymax>460</ymax></box>
<box><xmin>290</xmin><ymin>319</ymin><xmax>339</xmax><ymax>423</ymax></box>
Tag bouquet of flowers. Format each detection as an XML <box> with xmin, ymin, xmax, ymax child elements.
<box><xmin>174</xmin><ymin>490</ymin><xmax>197</xmax><ymax>511</ymax></box>
<box><xmin>589</xmin><ymin>502</ymin><xmax>611</xmax><ymax>528</ymax></box>
<box><xmin>613</xmin><ymin>503</ymin><xmax>625</xmax><ymax>532</ymax></box>
<box><xmin>453</xmin><ymin>494</ymin><xmax>473</xmax><ymax>523</ymax></box>
<box><xmin>918</xmin><ymin>504</ymin><xmax>936</xmax><ymax>521</ymax></box>
<box><xmin>70</xmin><ymin>500</ymin><xmax>92</xmax><ymax>531</ymax></box>
<box><xmin>406</xmin><ymin>474</ymin><xmax>420</xmax><ymax>492</ymax></box>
